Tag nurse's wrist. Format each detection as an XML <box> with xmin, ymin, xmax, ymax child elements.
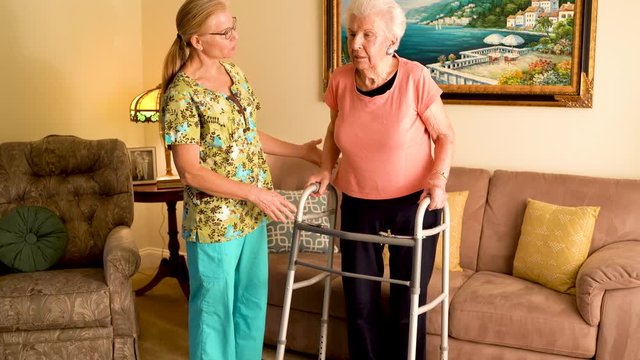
<box><xmin>245</xmin><ymin>184</ymin><xmax>260</xmax><ymax>203</ymax></box>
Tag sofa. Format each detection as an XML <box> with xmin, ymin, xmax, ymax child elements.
<box><xmin>0</xmin><ymin>135</ymin><xmax>141</xmax><ymax>359</ymax></box>
<box><xmin>264</xmin><ymin>156</ymin><xmax>640</xmax><ymax>360</ymax></box>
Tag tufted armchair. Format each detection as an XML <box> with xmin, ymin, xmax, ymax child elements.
<box><xmin>0</xmin><ymin>135</ymin><xmax>140</xmax><ymax>359</ymax></box>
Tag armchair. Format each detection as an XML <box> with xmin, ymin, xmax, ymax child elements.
<box><xmin>0</xmin><ymin>135</ymin><xmax>140</xmax><ymax>359</ymax></box>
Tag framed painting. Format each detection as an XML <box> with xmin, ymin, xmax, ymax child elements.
<box><xmin>128</xmin><ymin>146</ymin><xmax>157</xmax><ymax>185</ymax></box>
<box><xmin>323</xmin><ymin>0</ymin><xmax>597</xmax><ymax>107</ymax></box>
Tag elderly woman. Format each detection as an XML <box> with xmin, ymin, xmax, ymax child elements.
<box><xmin>308</xmin><ymin>0</ymin><xmax>455</xmax><ymax>358</ymax></box>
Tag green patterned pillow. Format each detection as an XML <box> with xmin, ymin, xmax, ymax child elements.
<box><xmin>0</xmin><ymin>206</ymin><xmax>68</xmax><ymax>272</ymax></box>
<box><xmin>267</xmin><ymin>190</ymin><xmax>334</xmax><ymax>253</ymax></box>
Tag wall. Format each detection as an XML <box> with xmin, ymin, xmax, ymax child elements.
<box><xmin>0</xmin><ymin>0</ymin><xmax>637</xmax><ymax>263</ymax></box>
<box><xmin>0</xmin><ymin>0</ymin><xmax>146</xmax><ymax>145</ymax></box>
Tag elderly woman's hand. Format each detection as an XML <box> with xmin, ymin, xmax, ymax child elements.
<box><xmin>420</xmin><ymin>171</ymin><xmax>448</xmax><ymax>210</ymax></box>
<box><xmin>306</xmin><ymin>170</ymin><xmax>332</xmax><ymax>196</ymax></box>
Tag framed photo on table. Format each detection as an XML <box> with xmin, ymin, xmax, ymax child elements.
<box><xmin>128</xmin><ymin>147</ymin><xmax>157</xmax><ymax>185</ymax></box>
<box><xmin>323</xmin><ymin>0</ymin><xmax>598</xmax><ymax>107</ymax></box>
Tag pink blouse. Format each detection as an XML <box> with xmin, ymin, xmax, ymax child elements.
<box><xmin>324</xmin><ymin>56</ymin><xmax>443</xmax><ymax>199</ymax></box>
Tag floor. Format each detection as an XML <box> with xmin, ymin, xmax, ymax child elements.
<box><xmin>133</xmin><ymin>267</ymin><xmax>314</xmax><ymax>360</ymax></box>
<box><xmin>262</xmin><ymin>345</ymin><xmax>314</xmax><ymax>360</ymax></box>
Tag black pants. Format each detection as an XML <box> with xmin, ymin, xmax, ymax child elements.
<box><xmin>340</xmin><ymin>190</ymin><xmax>440</xmax><ymax>360</ymax></box>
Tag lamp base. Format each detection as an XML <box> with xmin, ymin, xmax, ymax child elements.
<box><xmin>164</xmin><ymin>146</ymin><xmax>175</xmax><ymax>177</ymax></box>
<box><xmin>157</xmin><ymin>175</ymin><xmax>183</xmax><ymax>189</ymax></box>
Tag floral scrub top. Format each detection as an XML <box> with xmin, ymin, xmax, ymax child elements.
<box><xmin>162</xmin><ymin>62</ymin><xmax>273</xmax><ymax>244</ymax></box>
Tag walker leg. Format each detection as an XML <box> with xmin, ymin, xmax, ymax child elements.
<box><xmin>318</xmin><ymin>275</ymin><xmax>331</xmax><ymax>360</ymax></box>
<box><xmin>441</xmin><ymin>208</ymin><xmax>450</xmax><ymax>360</ymax></box>
<box><xmin>275</xmin><ymin>230</ymin><xmax>302</xmax><ymax>360</ymax></box>
<box><xmin>407</xmin><ymin>234</ymin><xmax>423</xmax><ymax>360</ymax></box>
<box><xmin>440</xmin><ymin>285</ymin><xmax>449</xmax><ymax>360</ymax></box>
<box><xmin>318</xmin><ymin>238</ymin><xmax>335</xmax><ymax>360</ymax></box>
<box><xmin>275</xmin><ymin>270</ymin><xmax>295</xmax><ymax>360</ymax></box>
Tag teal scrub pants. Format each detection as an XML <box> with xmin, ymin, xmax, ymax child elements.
<box><xmin>186</xmin><ymin>224</ymin><xmax>268</xmax><ymax>360</ymax></box>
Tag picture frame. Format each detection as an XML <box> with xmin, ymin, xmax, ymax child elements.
<box><xmin>323</xmin><ymin>0</ymin><xmax>597</xmax><ymax>107</ymax></box>
<box><xmin>128</xmin><ymin>146</ymin><xmax>157</xmax><ymax>185</ymax></box>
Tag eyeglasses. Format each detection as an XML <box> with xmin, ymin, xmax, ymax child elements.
<box><xmin>201</xmin><ymin>17</ymin><xmax>237</xmax><ymax>40</ymax></box>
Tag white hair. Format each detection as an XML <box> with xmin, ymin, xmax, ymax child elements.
<box><xmin>344</xmin><ymin>0</ymin><xmax>406</xmax><ymax>46</ymax></box>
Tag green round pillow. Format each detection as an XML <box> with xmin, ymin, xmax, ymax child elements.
<box><xmin>0</xmin><ymin>206</ymin><xmax>68</xmax><ymax>272</ymax></box>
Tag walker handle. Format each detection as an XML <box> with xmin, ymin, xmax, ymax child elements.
<box><xmin>295</xmin><ymin>183</ymin><xmax>322</xmax><ymax>222</ymax></box>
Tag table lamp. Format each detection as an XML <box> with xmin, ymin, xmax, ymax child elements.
<box><xmin>130</xmin><ymin>86</ymin><xmax>181</xmax><ymax>188</ymax></box>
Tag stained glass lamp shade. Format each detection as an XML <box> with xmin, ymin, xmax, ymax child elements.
<box><xmin>129</xmin><ymin>86</ymin><xmax>175</xmax><ymax>177</ymax></box>
<box><xmin>130</xmin><ymin>86</ymin><xmax>160</xmax><ymax>123</ymax></box>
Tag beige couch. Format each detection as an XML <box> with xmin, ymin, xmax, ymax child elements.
<box><xmin>0</xmin><ymin>135</ymin><xmax>140</xmax><ymax>359</ymax></box>
<box><xmin>264</xmin><ymin>156</ymin><xmax>640</xmax><ymax>360</ymax></box>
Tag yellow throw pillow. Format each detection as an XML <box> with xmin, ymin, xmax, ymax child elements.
<box><xmin>513</xmin><ymin>199</ymin><xmax>600</xmax><ymax>294</ymax></box>
<box><xmin>435</xmin><ymin>191</ymin><xmax>468</xmax><ymax>272</ymax></box>
<box><xmin>381</xmin><ymin>191</ymin><xmax>468</xmax><ymax>272</ymax></box>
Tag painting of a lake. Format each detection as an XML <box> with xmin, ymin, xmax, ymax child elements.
<box><xmin>396</xmin><ymin>25</ymin><xmax>542</xmax><ymax>65</ymax></box>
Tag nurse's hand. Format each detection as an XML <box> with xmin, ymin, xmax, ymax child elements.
<box><xmin>249</xmin><ymin>188</ymin><xmax>296</xmax><ymax>223</ymax></box>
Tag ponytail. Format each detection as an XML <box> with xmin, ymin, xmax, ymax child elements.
<box><xmin>159</xmin><ymin>36</ymin><xmax>190</xmax><ymax>110</ymax></box>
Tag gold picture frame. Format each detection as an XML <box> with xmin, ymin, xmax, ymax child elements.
<box><xmin>323</xmin><ymin>0</ymin><xmax>597</xmax><ymax>107</ymax></box>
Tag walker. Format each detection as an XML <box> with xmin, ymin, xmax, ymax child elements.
<box><xmin>275</xmin><ymin>183</ymin><xmax>450</xmax><ymax>360</ymax></box>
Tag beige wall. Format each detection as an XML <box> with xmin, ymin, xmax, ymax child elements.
<box><xmin>0</xmin><ymin>0</ymin><xmax>146</xmax><ymax>145</ymax></box>
<box><xmin>0</xmin><ymin>0</ymin><xmax>638</xmax><ymax>255</ymax></box>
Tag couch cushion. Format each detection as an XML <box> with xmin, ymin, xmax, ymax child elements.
<box><xmin>0</xmin><ymin>206</ymin><xmax>68</xmax><ymax>272</ymax></box>
<box><xmin>478</xmin><ymin>170</ymin><xmax>640</xmax><ymax>274</ymax></box>
<box><xmin>446</xmin><ymin>167</ymin><xmax>491</xmax><ymax>272</ymax></box>
<box><xmin>427</xmin><ymin>334</ymin><xmax>580</xmax><ymax>360</ymax></box>
<box><xmin>513</xmin><ymin>199</ymin><xmax>599</xmax><ymax>294</ymax></box>
<box><xmin>450</xmin><ymin>271</ymin><xmax>597</xmax><ymax>358</ymax></box>
<box><xmin>0</xmin><ymin>268</ymin><xmax>111</xmax><ymax>332</ymax></box>
<box><xmin>426</xmin><ymin>268</ymin><xmax>474</xmax><ymax>335</ymax></box>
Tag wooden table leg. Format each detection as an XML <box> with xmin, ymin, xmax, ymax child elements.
<box><xmin>136</xmin><ymin>200</ymin><xmax>190</xmax><ymax>298</ymax></box>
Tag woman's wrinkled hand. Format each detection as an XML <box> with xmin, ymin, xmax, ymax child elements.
<box><xmin>249</xmin><ymin>187</ymin><xmax>296</xmax><ymax>223</ymax></box>
<box><xmin>306</xmin><ymin>170</ymin><xmax>332</xmax><ymax>196</ymax></box>
<box><xmin>420</xmin><ymin>172</ymin><xmax>448</xmax><ymax>210</ymax></box>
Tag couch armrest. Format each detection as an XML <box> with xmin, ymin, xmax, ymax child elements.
<box><xmin>576</xmin><ymin>240</ymin><xmax>640</xmax><ymax>325</ymax></box>
<box><xmin>103</xmin><ymin>225</ymin><xmax>141</xmax><ymax>337</ymax></box>
<box><xmin>103</xmin><ymin>225</ymin><xmax>141</xmax><ymax>283</ymax></box>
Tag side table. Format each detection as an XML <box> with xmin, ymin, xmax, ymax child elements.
<box><xmin>133</xmin><ymin>184</ymin><xmax>189</xmax><ymax>298</ymax></box>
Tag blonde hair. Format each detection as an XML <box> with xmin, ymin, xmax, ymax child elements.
<box><xmin>344</xmin><ymin>0</ymin><xmax>406</xmax><ymax>47</ymax></box>
<box><xmin>160</xmin><ymin>0</ymin><xmax>229</xmax><ymax>98</ymax></box>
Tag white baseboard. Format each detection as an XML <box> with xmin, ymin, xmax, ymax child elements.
<box><xmin>138</xmin><ymin>247</ymin><xmax>187</xmax><ymax>270</ymax></box>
